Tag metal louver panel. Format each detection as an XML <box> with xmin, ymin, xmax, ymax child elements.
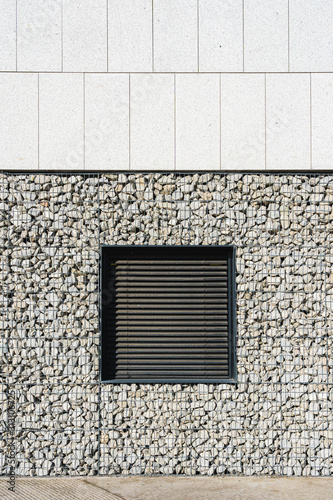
<box><xmin>101</xmin><ymin>246</ymin><xmax>236</xmax><ymax>383</ymax></box>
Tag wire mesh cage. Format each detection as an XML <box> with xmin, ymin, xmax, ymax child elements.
<box><xmin>1</xmin><ymin>171</ymin><xmax>333</xmax><ymax>477</ymax></box>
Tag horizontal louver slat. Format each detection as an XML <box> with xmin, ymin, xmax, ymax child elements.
<box><xmin>114</xmin><ymin>332</ymin><xmax>228</xmax><ymax>336</ymax></box>
<box><xmin>102</xmin><ymin>249</ymin><xmax>233</xmax><ymax>382</ymax></box>
<box><xmin>115</xmin><ymin>351</ymin><xmax>228</xmax><ymax>356</ymax></box>
<box><xmin>116</xmin><ymin>273</ymin><xmax>227</xmax><ymax>278</ymax></box>
<box><xmin>114</xmin><ymin>314</ymin><xmax>227</xmax><ymax>319</ymax></box>
<box><xmin>113</xmin><ymin>339</ymin><xmax>229</xmax><ymax>344</ymax></box>
<box><xmin>115</xmin><ymin>296</ymin><xmax>228</xmax><ymax>302</ymax></box>
<box><xmin>115</xmin><ymin>344</ymin><xmax>228</xmax><ymax>349</ymax></box>
<box><xmin>114</xmin><ymin>371</ymin><xmax>229</xmax><ymax>377</ymax></box>
<box><xmin>114</xmin><ymin>320</ymin><xmax>227</xmax><ymax>325</ymax></box>
<box><xmin>113</xmin><ymin>259</ymin><xmax>227</xmax><ymax>269</ymax></box>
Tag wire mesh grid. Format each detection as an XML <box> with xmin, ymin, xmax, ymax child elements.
<box><xmin>1</xmin><ymin>171</ymin><xmax>333</xmax><ymax>477</ymax></box>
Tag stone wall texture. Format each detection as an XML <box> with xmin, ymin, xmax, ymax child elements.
<box><xmin>1</xmin><ymin>172</ymin><xmax>333</xmax><ymax>476</ymax></box>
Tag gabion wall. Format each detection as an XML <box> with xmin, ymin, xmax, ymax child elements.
<box><xmin>1</xmin><ymin>172</ymin><xmax>333</xmax><ymax>477</ymax></box>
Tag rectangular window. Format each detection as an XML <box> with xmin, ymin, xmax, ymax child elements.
<box><xmin>101</xmin><ymin>246</ymin><xmax>236</xmax><ymax>383</ymax></box>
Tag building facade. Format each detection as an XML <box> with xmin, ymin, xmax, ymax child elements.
<box><xmin>1</xmin><ymin>1</ymin><xmax>333</xmax><ymax>477</ymax></box>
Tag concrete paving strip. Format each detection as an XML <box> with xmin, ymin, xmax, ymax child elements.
<box><xmin>0</xmin><ymin>476</ymin><xmax>333</xmax><ymax>500</ymax></box>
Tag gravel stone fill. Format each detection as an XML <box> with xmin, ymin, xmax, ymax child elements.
<box><xmin>1</xmin><ymin>172</ymin><xmax>333</xmax><ymax>477</ymax></box>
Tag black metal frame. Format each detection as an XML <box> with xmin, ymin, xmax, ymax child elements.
<box><xmin>100</xmin><ymin>245</ymin><xmax>237</xmax><ymax>384</ymax></box>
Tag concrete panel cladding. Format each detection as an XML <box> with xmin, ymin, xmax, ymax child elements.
<box><xmin>0</xmin><ymin>0</ymin><xmax>332</xmax><ymax>74</ymax></box>
<box><xmin>1</xmin><ymin>72</ymin><xmax>333</xmax><ymax>172</ymax></box>
<box><xmin>0</xmin><ymin>1</ymin><xmax>333</xmax><ymax>173</ymax></box>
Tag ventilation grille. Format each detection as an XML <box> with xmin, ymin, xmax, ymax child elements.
<box><xmin>101</xmin><ymin>246</ymin><xmax>236</xmax><ymax>382</ymax></box>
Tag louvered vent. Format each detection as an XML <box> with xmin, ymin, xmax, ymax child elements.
<box><xmin>101</xmin><ymin>246</ymin><xmax>236</xmax><ymax>383</ymax></box>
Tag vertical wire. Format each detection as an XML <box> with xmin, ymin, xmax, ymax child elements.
<box><xmin>97</xmin><ymin>172</ymin><xmax>102</xmax><ymax>475</ymax></box>
<box><xmin>5</xmin><ymin>171</ymin><xmax>10</xmax><ymax>477</ymax></box>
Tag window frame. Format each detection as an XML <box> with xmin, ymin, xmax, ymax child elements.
<box><xmin>100</xmin><ymin>245</ymin><xmax>237</xmax><ymax>384</ymax></box>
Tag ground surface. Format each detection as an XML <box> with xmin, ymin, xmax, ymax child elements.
<box><xmin>0</xmin><ymin>476</ymin><xmax>332</xmax><ymax>500</ymax></box>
